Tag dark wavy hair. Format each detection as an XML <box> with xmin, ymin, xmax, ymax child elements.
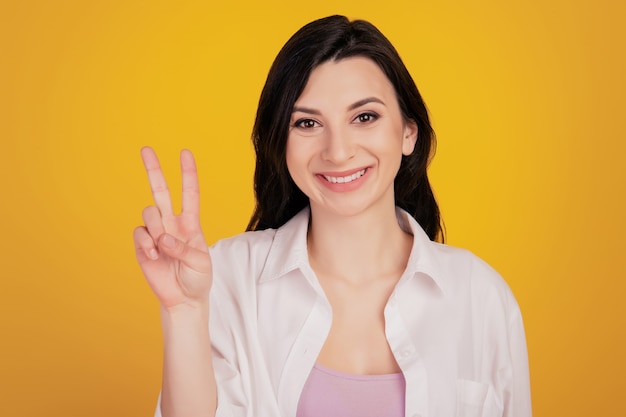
<box><xmin>246</xmin><ymin>15</ymin><xmax>444</xmax><ymax>242</ymax></box>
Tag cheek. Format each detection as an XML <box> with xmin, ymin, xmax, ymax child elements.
<box><xmin>374</xmin><ymin>126</ymin><xmax>406</xmax><ymax>158</ymax></box>
<box><xmin>285</xmin><ymin>138</ymin><xmax>305</xmax><ymax>182</ymax></box>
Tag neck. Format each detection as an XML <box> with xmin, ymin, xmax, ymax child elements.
<box><xmin>307</xmin><ymin>201</ymin><xmax>413</xmax><ymax>284</ymax></box>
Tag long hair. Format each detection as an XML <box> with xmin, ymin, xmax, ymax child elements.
<box><xmin>246</xmin><ymin>15</ymin><xmax>444</xmax><ymax>242</ymax></box>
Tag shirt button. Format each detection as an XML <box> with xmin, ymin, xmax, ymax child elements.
<box><xmin>401</xmin><ymin>349</ymin><xmax>414</xmax><ymax>358</ymax></box>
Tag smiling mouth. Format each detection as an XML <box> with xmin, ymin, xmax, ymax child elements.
<box><xmin>322</xmin><ymin>168</ymin><xmax>367</xmax><ymax>184</ymax></box>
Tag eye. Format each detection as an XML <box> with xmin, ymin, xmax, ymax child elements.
<box><xmin>293</xmin><ymin>118</ymin><xmax>320</xmax><ymax>129</ymax></box>
<box><xmin>355</xmin><ymin>112</ymin><xmax>379</xmax><ymax>123</ymax></box>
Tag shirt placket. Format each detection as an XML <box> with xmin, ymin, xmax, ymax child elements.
<box><xmin>277</xmin><ymin>271</ymin><xmax>332</xmax><ymax>417</ymax></box>
<box><xmin>385</xmin><ymin>292</ymin><xmax>429</xmax><ymax>417</ymax></box>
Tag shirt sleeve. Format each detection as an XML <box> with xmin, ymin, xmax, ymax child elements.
<box><xmin>503</xmin><ymin>298</ymin><xmax>532</xmax><ymax>417</ymax></box>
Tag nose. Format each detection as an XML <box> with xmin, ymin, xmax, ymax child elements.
<box><xmin>321</xmin><ymin>126</ymin><xmax>355</xmax><ymax>164</ymax></box>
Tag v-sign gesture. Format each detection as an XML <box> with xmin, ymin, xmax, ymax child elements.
<box><xmin>134</xmin><ymin>147</ymin><xmax>213</xmax><ymax>312</ymax></box>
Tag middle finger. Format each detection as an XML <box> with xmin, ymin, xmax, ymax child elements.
<box><xmin>141</xmin><ymin>146</ymin><xmax>174</xmax><ymax>217</ymax></box>
<box><xmin>142</xmin><ymin>205</ymin><xmax>166</xmax><ymax>241</ymax></box>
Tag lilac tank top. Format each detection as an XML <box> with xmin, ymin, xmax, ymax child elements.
<box><xmin>296</xmin><ymin>364</ymin><xmax>406</xmax><ymax>417</ymax></box>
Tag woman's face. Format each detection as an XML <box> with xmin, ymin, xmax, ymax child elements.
<box><xmin>286</xmin><ymin>56</ymin><xmax>417</xmax><ymax>218</ymax></box>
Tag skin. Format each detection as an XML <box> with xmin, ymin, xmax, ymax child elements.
<box><xmin>134</xmin><ymin>147</ymin><xmax>216</xmax><ymax>417</ymax></box>
<box><xmin>134</xmin><ymin>56</ymin><xmax>418</xmax><ymax>415</ymax></box>
<box><xmin>287</xmin><ymin>57</ymin><xmax>417</xmax><ymax>374</ymax></box>
<box><xmin>287</xmin><ymin>57</ymin><xmax>417</xmax><ymax>221</ymax></box>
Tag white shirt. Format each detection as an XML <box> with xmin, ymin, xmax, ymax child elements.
<box><xmin>155</xmin><ymin>207</ymin><xmax>531</xmax><ymax>417</ymax></box>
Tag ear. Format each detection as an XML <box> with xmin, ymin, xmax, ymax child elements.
<box><xmin>402</xmin><ymin>120</ymin><xmax>418</xmax><ymax>156</ymax></box>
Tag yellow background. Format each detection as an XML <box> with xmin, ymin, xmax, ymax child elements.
<box><xmin>1</xmin><ymin>0</ymin><xmax>624</xmax><ymax>415</ymax></box>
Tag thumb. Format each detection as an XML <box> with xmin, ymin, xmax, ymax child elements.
<box><xmin>158</xmin><ymin>233</ymin><xmax>211</xmax><ymax>273</ymax></box>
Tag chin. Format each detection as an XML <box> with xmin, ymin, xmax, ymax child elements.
<box><xmin>310</xmin><ymin>195</ymin><xmax>388</xmax><ymax>220</ymax></box>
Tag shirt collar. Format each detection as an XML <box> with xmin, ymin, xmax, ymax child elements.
<box><xmin>395</xmin><ymin>207</ymin><xmax>449</xmax><ymax>294</ymax></box>
<box><xmin>258</xmin><ymin>207</ymin><xmax>448</xmax><ymax>294</ymax></box>
<box><xmin>258</xmin><ymin>208</ymin><xmax>311</xmax><ymax>284</ymax></box>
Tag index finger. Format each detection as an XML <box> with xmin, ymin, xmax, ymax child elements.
<box><xmin>141</xmin><ymin>146</ymin><xmax>174</xmax><ymax>217</ymax></box>
<box><xmin>180</xmin><ymin>148</ymin><xmax>200</xmax><ymax>221</ymax></box>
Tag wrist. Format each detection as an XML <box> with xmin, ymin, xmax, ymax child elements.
<box><xmin>161</xmin><ymin>299</ymin><xmax>209</xmax><ymax>316</ymax></box>
<box><xmin>160</xmin><ymin>301</ymin><xmax>209</xmax><ymax>334</ymax></box>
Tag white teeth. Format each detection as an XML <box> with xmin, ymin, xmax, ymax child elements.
<box><xmin>323</xmin><ymin>169</ymin><xmax>366</xmax><ymax>184</ymax></box>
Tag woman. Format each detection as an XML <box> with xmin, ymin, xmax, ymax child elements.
<box><xmin>134</xmin><ymin>15</ymin><xmax>531</xmax><ymax>417</ymax></box>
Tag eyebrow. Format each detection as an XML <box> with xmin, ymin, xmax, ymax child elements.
<box><xmin>292</xmin><ymin>97</ymin><xmax>386</xmax><ymax>115</ymax></box>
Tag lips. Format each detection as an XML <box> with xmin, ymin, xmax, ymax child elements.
<box><xmin>322</xmin><ymin>168</ymin><xmax>367</xmax><ymax>184</ymax></box>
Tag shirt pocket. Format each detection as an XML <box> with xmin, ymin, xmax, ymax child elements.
<box><xmin>455</xmin><ymin>379</ymin><xmax>502</xmax><ymax>417</ymax></box>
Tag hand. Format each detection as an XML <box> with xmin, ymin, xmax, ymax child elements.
<box><xmin>133</xmin><ymin>147</ymin><xmax>213</xmax><ymax>311</ymax></box>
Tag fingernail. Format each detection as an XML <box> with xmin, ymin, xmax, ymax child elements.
<box><xmin>148</xmin><ymin>248</ymin><xmax>159</xmax><ymax>260</ymax></box>
<box><xmin>162</xmin><ymin>234</ymin><xmax>176</xmax><ymax>249</ymax></box>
